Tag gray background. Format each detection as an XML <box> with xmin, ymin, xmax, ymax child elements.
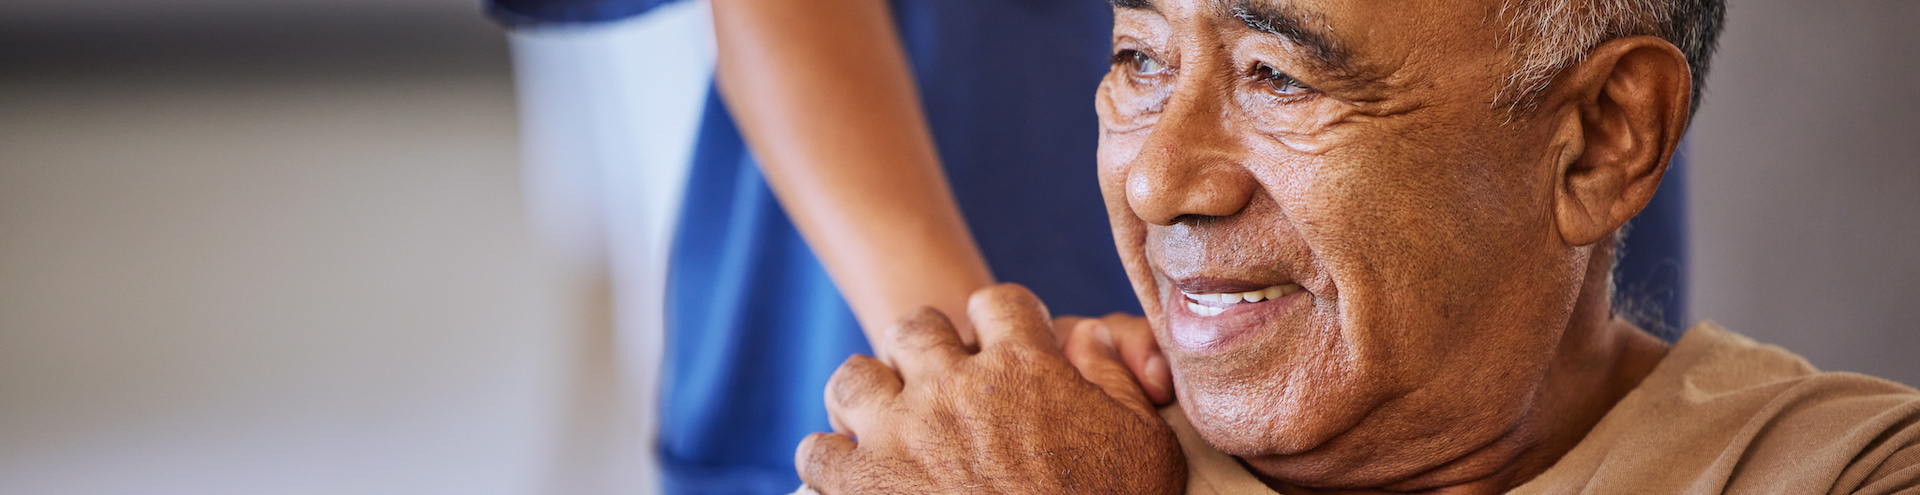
<box><xmin>1</xmin><ymin>0</ymin><xmax>1916</xmax><ymax>493</ymax></box>
<box><xmin>1690</xmin><ymin>0</ymin><xmax>1920</xmax><ymax>387</ymax></box>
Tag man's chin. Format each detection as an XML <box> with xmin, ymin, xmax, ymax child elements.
<box><xmin>1162</xmin><ymin>299</ymin><xmax>1365</xmax><ymax>454</ymax></box>
<box><xmin>1175</xmin><ymin>359</ymin><xmax>1542</xmax><ymax>491</ymax></box>
<box><xmin>1174</xmin><ymin>365</ymin><xmax>1379</xmax><ymax>460</ymax></box>
<box><xmin>1180</xmin><ymin>390</ymin><xmax>1403</xmax><ymax>490</ymax></box>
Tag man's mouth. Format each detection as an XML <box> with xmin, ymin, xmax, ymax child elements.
<box><xmin>1162</xmin><ymin>275</ymin><xmax>1312</xmax><ymax>353</ymax></box>
<box><xmin>1180</xmin><ymin>284</ymin><xmax>1305</xmax><ymax>316</ymax></box>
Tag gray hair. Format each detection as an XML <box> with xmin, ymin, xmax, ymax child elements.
<box><xmin>1498</xmin><ymin>0</ymin><xmax>1726</xmax><ymax>118</ymax></box>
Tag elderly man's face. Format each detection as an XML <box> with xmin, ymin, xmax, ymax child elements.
<box><xmin>1097</xmin><ymin>0</ymin><xmax>1598</xmax><ymax>488</ymax></box>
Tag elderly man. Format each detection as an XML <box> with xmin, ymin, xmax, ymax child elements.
<box><xmin>793</xmin><ymin>0</ymin><xmax>1920</xmax><ymax>492</ymax></box>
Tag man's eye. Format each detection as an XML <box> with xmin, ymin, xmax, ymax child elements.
<box><xmin>1111</xmin><ymin>49</ymin><xmax>1168</xmax><ymax>76</ymax></box>
<box><xmin>1253</xmin><ymin>63</ymin><xmax>1312</xmax><ymax>96</ymax></box>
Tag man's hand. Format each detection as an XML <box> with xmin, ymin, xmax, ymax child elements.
<box><xmin>798</xmin><ymin>284</ymin><xmax>1186</xmax><ymax>494</ymax></box>
<box><xmin>1051</xmin><ymin>313</ymin><xmax>1175</xmax><ymax>406</ymax></box>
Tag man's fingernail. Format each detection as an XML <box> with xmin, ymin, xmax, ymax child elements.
<box><xmin>1092</xmin><ymin>323</ymin><xmax>1122</xmax><ymax>360</ymax></box>
<box><xmin>1145</xmin><ymin>354</ymin><xmax>1172</xmax><ymax>401</ymax></box>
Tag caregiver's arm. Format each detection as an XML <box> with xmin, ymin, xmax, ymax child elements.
<box><xmin>710</xmin><ymin>0</ymin><xmax>992</xmax><ymax>351</ymax></box>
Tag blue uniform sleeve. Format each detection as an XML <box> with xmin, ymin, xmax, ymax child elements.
<box><xmin>485</xmin><ymin>0</ymin><xmax>681</xmax><ymax>26</ymax></box>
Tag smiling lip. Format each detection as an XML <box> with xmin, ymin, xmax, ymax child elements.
<box><xmin>1166</xmin><ymin>277</ymin><xmax>1306</xmax><ymax>352</ymax></box>
<box><xmin>1180</xmin><ymin>283</ymin><xmax>1305</xmax><ymax>316</ymax></box>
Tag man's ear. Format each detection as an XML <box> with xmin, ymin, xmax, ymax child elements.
<box><xmin>1548</xmin><ymin>36</ymin><xmax>1693</xmax><ymax>247</ymax></box>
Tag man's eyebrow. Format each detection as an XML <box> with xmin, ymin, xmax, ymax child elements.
<box><xmin>1225</xmin><ymin>0</ymin><xmax>1352</xmax><ymax>72</ymax></box>
<box><xmin>1109</xmin><ymin>0</ymin><xmax>1156</xmax><ymax>11</ymax></box>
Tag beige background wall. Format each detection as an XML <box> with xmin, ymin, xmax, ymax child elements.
<box><xmin>0</xmin><ymin>0</ymin><xmax>1915</xmax><ymax>493</ymax></box>
<box><xmin>1689</xmin><ymin>0</ymin><xmax>1920</xmax><ymax>386</ymax></box>
<box><xmin>0</xmin><ymin>2</ymin><xmax>625</xmax><ymax>493</ymax></box>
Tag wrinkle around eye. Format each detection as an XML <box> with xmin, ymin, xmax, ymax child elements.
<box><xmin>1097</xmin><ymin>73</ymin><xmax>1169</xmax><ymax>134</ymax></box>
<box><xmin>1242</xmin><ymin>98</ymin><xmax>1368</xmax><ymax>156</ymax></box>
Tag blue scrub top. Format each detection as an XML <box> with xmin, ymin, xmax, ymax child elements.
<box><xmin>664</xmin><ymin>2</ymin><xmax>1133</xmax><ymax>492</ymax></box>
<box><xmin>490</xmin><ymin>1</ymin><xmax>1689</xmax><ymax>492</ymax></box>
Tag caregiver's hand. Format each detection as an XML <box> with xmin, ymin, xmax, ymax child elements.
<box><xmin>799</xmin><ymin>284</ymin><xmax>1185</xmax><ymax>494</ymax></box>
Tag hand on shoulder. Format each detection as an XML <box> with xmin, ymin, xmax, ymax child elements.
<box><xmin>797</xmin><ymin>284</ymin><xmax>1187</xmax><ymax>494</ymax></box>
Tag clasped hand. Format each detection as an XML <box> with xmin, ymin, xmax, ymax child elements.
<box><xmin>797</xmin><ymin>284</ymin><xmax>1186</xmax><ymax>493</ymax></box>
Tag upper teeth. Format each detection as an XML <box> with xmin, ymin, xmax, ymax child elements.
<box><xmin>1182</xmin><ymin>284</ymin><xmax>1302</xmax><ymax>317</ymax></box>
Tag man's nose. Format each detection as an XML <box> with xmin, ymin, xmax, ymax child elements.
<box><xmin>1124</xmin><ymin>88</ymin><xmax>1258</xmax><ymax>226</ymax></box>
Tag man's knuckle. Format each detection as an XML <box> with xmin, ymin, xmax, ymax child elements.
<box><xmin>903</xmin><ymin>306</ymin><xmax>952</xmax><ymax>328</ymax></box>
<box><xmin>801</xmin><ymin>433</ymin><xmax>865</xmax><ymax>490</ymax></box>
<box><xmin>991</xmin><ymin>341</ymin><xmax>1042</xmax><ymax>366</ymax></box>
<box><xmin>798</xmin><ymin>434</ymin><xmax>827</xmax><ymax>478</ymax></box>
<box><xmin>829</xmin><ymin>355</ymin><xmax>892</xmax><ymax>407</ymax></box>
<box><xmin>894</xmin><ymin>323</ymin><xmax>945</xmax><ymax>353</ymax></box>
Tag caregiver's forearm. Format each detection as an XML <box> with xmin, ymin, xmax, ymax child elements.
<box><xmin>711</xmin><ymin>0</ymin><xmax>993</xmax><ymax>352</ymax></box>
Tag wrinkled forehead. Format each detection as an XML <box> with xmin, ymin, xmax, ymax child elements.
<box><xmin>1109</xmin><ymin>0</ymin><xmax>1509</xmax><ymax>82</ymax></box>
<box><xmin>1109</xmin><ymin>0</ymin><xmax>1504</xmax><ymax>29</ymax></box>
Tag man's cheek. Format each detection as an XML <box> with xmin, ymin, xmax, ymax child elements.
<box><xmin>1095</xmin><ymin>139</ymin><xmax>1143</xmax><ymax>203</ymax></box>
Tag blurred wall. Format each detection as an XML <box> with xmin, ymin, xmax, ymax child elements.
<box><xmin>1689</xmin><ymin>0</ymin><xmax>1920</xmax><ymax>386</ymax></box>
<box><xmin>0</xmin><ymin>1</ymin><xmax>632</xmax><ymax>494</ymax></box>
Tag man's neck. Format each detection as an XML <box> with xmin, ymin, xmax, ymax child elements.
<box><xmin>1492</xmin><ymin>248</ymin><xmax>1673</xmax><ymax>491</ymax></box>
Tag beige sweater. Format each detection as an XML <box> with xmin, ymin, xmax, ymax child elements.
<box><xmin>1172</xmin><ymin>322</ymin><xmax>1920</xmax><ymax>494</ymax></box>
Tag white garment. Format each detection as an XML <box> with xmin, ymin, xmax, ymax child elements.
<box><xmin>507</xmin><ymin>3</ymin><xmax>715</xmax><ymax>493</ymax></box>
